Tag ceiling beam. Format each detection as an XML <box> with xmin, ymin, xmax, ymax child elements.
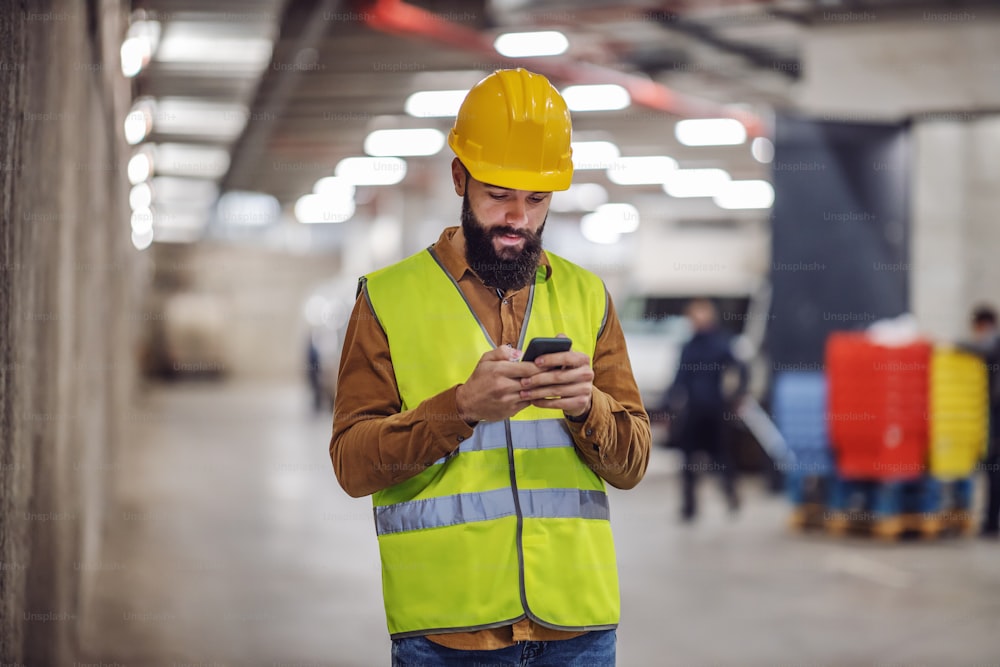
<box><xmin>222</xmin><ymin>0</ymin><xmax>342</xmax><ymax>192</ymax></box>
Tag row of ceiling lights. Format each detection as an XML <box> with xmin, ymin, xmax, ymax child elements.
<box><xmin>120</xmin><ymin>18</ymin><xmax>775</xmax><ymax>249</ymax></box>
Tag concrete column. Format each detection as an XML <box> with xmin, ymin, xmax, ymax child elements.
<box><xmin>0</xmin><ymin>1</ymin><xmax>135</xmax><ymax>663</ymax></box>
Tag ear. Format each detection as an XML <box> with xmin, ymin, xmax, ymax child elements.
<box><xmin>451</xmin><ymin>158</ymin><xmax>466</xmax><ymax>196</ymax></box>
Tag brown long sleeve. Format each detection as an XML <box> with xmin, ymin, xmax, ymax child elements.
<box><xmin>328</xmin><ymin>226</ymin><xmax>650</xmax><ymax>649</ymax></box>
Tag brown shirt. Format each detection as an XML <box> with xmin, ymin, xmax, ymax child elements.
<box><xmin>330</xmin><ymin>226</ymin><xmax>650</xmax><ymax>650</ymax></box>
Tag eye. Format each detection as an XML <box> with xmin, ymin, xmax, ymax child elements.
<box><xmin>488</xmin><ymin>192</ymin><xmax>507</xmax><ymax>201</ymax></box>
<box><xmin>529</xmin><ymin>195</ymin><xmax>548</xmax><ymax>204</ymax></box>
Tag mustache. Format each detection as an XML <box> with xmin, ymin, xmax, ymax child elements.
<box><xmin>489</xmin><ymin>226</ymin><xmax>534</xmax><ymax>240</ymax></box>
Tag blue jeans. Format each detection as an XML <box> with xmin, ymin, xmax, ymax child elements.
<box><xmin>391</xmin><ymin>629</ymin><xmax>616</xmax><ymax>667</ymax></box>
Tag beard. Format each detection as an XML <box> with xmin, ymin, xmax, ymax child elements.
<box><xmin>461</xmin><ymin>193</ymin><xmax>545</xmax><ymax>292</ymax></box>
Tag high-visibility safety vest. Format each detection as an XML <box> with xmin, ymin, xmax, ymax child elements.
<box><xmin>362</xmin><ymin>247</ymin><xmax>620</xmax><ymax>639</ymax></box>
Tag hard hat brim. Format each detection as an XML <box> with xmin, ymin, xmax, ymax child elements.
<box><xmin>462</xmin><ymin>162</ymin><xmax>574</xmax><ymax>193</ymax></box>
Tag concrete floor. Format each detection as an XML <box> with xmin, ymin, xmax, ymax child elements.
<box><xmin>79</xmin><ymin>382</ymin><xmax>1000</xmax><ymax>667</ymax></box>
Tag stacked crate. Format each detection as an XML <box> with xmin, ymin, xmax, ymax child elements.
<box><xmin>772</xmin><ymin>372</ymin><xmax>832</xmax><ymax>528</ymax></box>
<box><xmin>921</xmin><ymin>348</ymin><xmax>989</xmax><ymax>535</ymax></box>
<box><xmin>826</xmin><ymin>333</ymin><xmax>931</xmax><ymax>482</ymax></box>
<box><xmin>811</xmin><ymin>334</ymin><xmax>987</xmax><ymax>539</ymax></box>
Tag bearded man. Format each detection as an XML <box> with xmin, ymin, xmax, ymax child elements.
<box><xmin>329</xmin><ymin>68</ymin><xmax>650</xmax><ymax>667</ymax></box>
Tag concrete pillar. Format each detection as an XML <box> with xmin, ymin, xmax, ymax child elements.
<box><xmin>0</xmin><ymin>1</ymin><xmax>135</xmax><ymax>663</ymax></box>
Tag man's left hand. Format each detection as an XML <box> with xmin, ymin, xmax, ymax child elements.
<box><xmin>517</xmin><ymin>349</ymin><xmax>593</xmax><ymax>419</ymax></box>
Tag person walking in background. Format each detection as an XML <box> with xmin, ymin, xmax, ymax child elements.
<box><xmin>960</xmin><ymin>305</ymin><xmax>1000</xmax><ymax>537</ymax></box>
<box><xmin>329</xmin><ymin>68</ymin><xmax>650</xmax><ymax>666</ymax></box>
<box><xmin>666</xmin><ymin>298</ymin><xmax>748</xmax><ymax>522</ymax></box>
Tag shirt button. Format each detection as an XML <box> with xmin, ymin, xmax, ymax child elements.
<box><xmin>585</xmin><ymin>428</ymin><xmax>594</xmax><ymax>437</ymax></box>
<box><xmin>502</xmin><ymin>299</ymin><xmax>509</xmax><ymax>305</ymax></box>
<box><xmin>457</xmin><ymin>435</ymin><xmax>465</xmax><ymax>442</ymax></box>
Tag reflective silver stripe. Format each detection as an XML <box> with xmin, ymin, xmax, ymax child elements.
<box><xmin>375</xmin><ymin>488</ymin><xmax>609</xmax><ymax>536</ymax></box>
<box><xmin>375</xmin><ymin>488</ymin><xmax>516</xmax><ymax>536</ymax></box>
<box><xmin>464</xmin><ymin>419</ymin><xmax>574</xmax><ymax>453</ymax></box>
<box><xmin>518</xmin><ymin>488</ymin><xmax>610</xmax><ymax>521</ymax></box>
<box><xmin>431</xmin><ymin>419</ymin><xmax>576</xmax><ymax>465</ymax></box>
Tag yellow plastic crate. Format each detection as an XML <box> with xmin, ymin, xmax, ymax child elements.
<box><xmin>929</xmin><ymin>348</ymin><xmax>989</xmax><ymax>478</ymax></box>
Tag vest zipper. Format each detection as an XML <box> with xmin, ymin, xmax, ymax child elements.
<box><xmin>504</xmin><ymin>418</ymin><xmax>532</xmax><ymax>618</ymax></box>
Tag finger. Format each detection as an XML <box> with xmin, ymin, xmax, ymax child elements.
<box><xmin>496</xmin><ymin>359</ymin><xmax>546</xmax><ymax>379</ymax></box>
<box><xmin>519</xmin><ymin>381</ymin><xmax>591</xmax><ymax>402</ymax></box>
<box><xmin>532</xmin><ymin>350</ymin><xmax>589</xmax><ymax>370</ymax></box>
<box><xmin>483</xmin><ymin>346</ymin><xmax>520</xmax><ymax>362</ymax></box>
<box><xmin>520</xmin><ymin>365</ymin><xmax>593</xmax><ymax>388</ymax></box>
<box><xmin>529</xmin><ymin>395</ymin><xmax>589</xmax><ymax>412</ymax></box>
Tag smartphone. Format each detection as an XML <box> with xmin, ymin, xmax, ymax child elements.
<box><xmin>521</xmin><ymin>337</ymin><xmax>572</xmax><ymax>363</ymax></box>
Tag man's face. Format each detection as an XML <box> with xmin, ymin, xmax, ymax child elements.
<box><xmin>454</xmin><ymin>161</ymin><xmax>551</xmax><ymax>292</ymax></box>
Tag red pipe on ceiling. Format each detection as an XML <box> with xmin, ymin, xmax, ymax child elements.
<box><xmin>363</xmin><ymin>0</ymin><xmax>767</xmax><ymax>138</ymax></box>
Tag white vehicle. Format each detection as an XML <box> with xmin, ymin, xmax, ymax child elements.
<box><xmin>620</xmin><ymin>283</ymin><xmax>773</xmax><ymax>412</ymax></box>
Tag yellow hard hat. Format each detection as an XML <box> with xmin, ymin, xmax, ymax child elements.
<box><xmin>448</xmin><ymin>68</ymin><xmax>574</xmax><ymax>192</ymax></box>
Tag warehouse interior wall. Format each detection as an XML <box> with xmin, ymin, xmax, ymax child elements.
<box><xmin>143</xmin><ymin>242</ymin><xmax>342</xmax><ymax>380</ymax></box>
<box><xmin>0</xmin><ymin>0</ymin><xmax>136</xmax><ymax>663</ymax></box>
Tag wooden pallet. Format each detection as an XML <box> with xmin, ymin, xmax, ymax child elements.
<box><xmin>791</xmin><ymin>509</ymin><xmax>977</xmax><ymax>540</ymax></box>
<box><xmin>788</xmin><ymin>503</ymin><xmax>827</xmax><ymax>531</ymax></box>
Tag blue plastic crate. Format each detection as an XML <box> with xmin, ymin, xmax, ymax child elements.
<box><xmin>772</xmin><ymin>371</ymin><xmax>829</xmax><ymax>454</ymax></box>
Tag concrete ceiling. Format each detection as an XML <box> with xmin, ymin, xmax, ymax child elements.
<box><xmin>127</xmin><ymin>0</ymin><xmax>997</xmax><ymax>237</ymax></box>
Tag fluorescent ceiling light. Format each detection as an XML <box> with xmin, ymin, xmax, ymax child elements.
<box><xmin>571</xmin><ymin>141</ymin><xmax>620</xmax><ymax>170</ymax></box>
<box><xmin>313</xmin><ymin>176</ymin><xmax>356</xmax><ymax>200</ymax></box>
<box><xmin>120</xmin><ymin>38</ymin><xmax>147</xmax><ymax>78</ymax></box>
<box><xmin>335</xmin><ymin>157</ymin><xmax>407</xmax><ymax>186</ymax></box>
<box><xmin>155</xmin><ymin>22</ymin><xmax>273</xmax><ymax>70</ymax></box>
<box><xmin>151</xmin><ymin>176</ymin><xmax>219</xmax><ymax>208</ymax></box>
<box><xmin>153</xmin><ymin>98</ymin><xmax>248</xmax><ymax>140</ymax></box>
<box><xmin>752</xmin><ymin>136</ymin><xmax>775</xmax><ymax>163</ymax></box>
<box><xmin>494</xmin><ymin>30</ymin><xmax>569</xmax><ymax>58</ymax></box>
<box><xmin>295</xmin><ymin>194</ymin><xmax>356</xmax><ymax>224</ymax></box>
<box><xmin>714</xmin><ymin>180</ymin><xmax>774</xmax><ymax>210</ymax></box>
<box><xmin>606</xmin><ymin>155</ymin><xmax>677</xmax><ymax>185</ymax></box>
<box><xmin>364</xmin><ymin>128</ymin><xmax>446</xmax><ymax>157</ymax></box>
<box><xmin>124</xmin><ymin>101</ymin><xmax>154</xmax><ymax>145</ymax></box>
<box><xmin>550</xmin><ymin>183</ymin><xmax>608</xmax><ymax>213</ymax></box>
<box><xmin>405</xmin><ymin>90</ymin><xmax>468</xmax><ymax>117</ymax></box>
<box><xmin>675</xmin><ymin>118</ymin><xmax>747</xmax><ymax>146</ymax></box>
<box><xmin>120</xmin><ymin>20</ymin><xmax>160</xmax><ymax>77</ymax></box>
<box><xmin>127</xmin><ymin>152</ymin><xmax>152</xmax><ymax>185</ymax></box>
<box><xmin>561</xmin><ymin>84</ymin><xmax>630</xmax><ymax>112</ymax></box>
<box><xmin>595</xmin><ymin>203</ymin><xmax>640</xmax><ymax>233</ymax></box>
<box><xmin>154</xmin><ymin>143</ymin><xmax>230</xmax><ymax>179</ymax></box>
<box><xmin>131</xmin><ymin>208</ymin><xmax>153</xmax><ymax>234</ymax></box>
<box><xmin>132</xmin><ymin>227</ymin><xmax>154</xmax><ymax>250</ymax></box>
<box><xmin>153</xmin><ymin>208</ymin><xmax>209</xmax><ymax>230</ymax></box>
<box><xmin>147</xmin><ymin>207</ymin><xmax>207</xmax><ymax>243</ymax></box>
<box><xmin>663</xmin><ymin>168</ymin><xmax>731</xmax><ymax>198</ymax></box>
<box><xmin>215</xmin><ymin>191</ymin><xmax>281</xmax><ymax>227</ymax></box>
<box><xmin>580</xmin><ymin>215</ymin><xmax>620</xmax><ymax>245</ymax></box>
<box><xmin>129</xmin><ymin>182</ymin><xmax>152</xmax><ymax>211</ymax></box>
<box><xmin>580</xmin><ymin>202</ymin><xmax>640</xmax><ymax>245</ymax></box>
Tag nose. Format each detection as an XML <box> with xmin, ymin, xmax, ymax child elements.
<box><xmin>505</xmin><ymin>196</ymin><xmax>529</xmax><ymax>228</ymax></box>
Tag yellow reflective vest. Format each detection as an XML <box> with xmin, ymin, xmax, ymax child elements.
<box><xmin>363</xmin><ymin>246</ymin><xmax>620</xmax><ymax>639</ymax></box>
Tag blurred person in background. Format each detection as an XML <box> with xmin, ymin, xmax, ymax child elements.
<box><xmin>665</xmin><ymin>298</ymin><xmax>748</xmax><ymax>522</ymax></box>
<box><xmin>306</xmin><ymin>333</ymin><xmax>324</xmax><ymax>413</ymax></box>
<box><xmin>329</xmin><ymin>68</ymin><xmax>649</xmax><ymax>666</ymax></box>
<box><xmin>961</xmin><ymin>305</ymin><xmax>1000</xmax><ymax>537</ymax></box>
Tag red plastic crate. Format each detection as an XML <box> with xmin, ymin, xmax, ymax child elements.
<box><xmin>825</xmin><ymin>333</ymin><xmax>930</xmax><ymax>480</ymax></box>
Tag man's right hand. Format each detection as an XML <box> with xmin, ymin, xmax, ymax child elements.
<box><xmin>455</xmin><ymin>347</ymin><xmax>543</xmax><ymax>423</ymax></box>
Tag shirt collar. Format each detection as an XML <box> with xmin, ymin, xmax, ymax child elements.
<box><xmin>431</xmin><ymin>226</ymin><xmax>552</xmax><ymax>288</ymax></box>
